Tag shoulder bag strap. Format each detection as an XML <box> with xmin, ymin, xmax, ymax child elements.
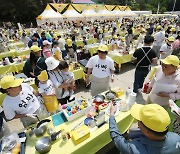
<box><xmin>136</xmin><ymin>47</ymin><xmax>152</xmax><ymax>68</ymax></box>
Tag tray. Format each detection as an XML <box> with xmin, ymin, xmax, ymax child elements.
<box><xmin>63</xmin><ymin>99</ymin><xmax>92</xmax><ymax>121</ymax></box>
<box><xmin>0</xmin><ymin>132</ymin><xmax>26</xmax><ymax>154</ymax></box>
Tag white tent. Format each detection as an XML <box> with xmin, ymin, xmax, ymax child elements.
<box><xmin>36</xmin><ymin>4</ymin><xmax>63</xmax><ymax>25</ymax></box>
<box><xmin>82</xmin><ymin>5</ymin><xmax>99</xmax><ymax>20</ymax></box>
<box><xmin>111</xmin><ymin>6</ymin><xmax>123</xmax><ymax>17</ymax></box>
<box><xmin>62</xmin><ymin>5</ymin><xmax>83</xmax><ymax>20</ymax></box>
<box><xmin>97</xmin><ymin>6</ymin><xmax>112</xmax><ymax>18</ymax></box>
<box><xmin>122</xmin><ymin>7</ymin><xmax>137</xmax><ymax>18</ymax></box>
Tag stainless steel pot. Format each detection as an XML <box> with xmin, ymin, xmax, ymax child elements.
<box><xmin>35</xmin><ymin>131</ymin><xmax>61</xmax><ymax>153</ymax></box>
<box><xmin>93</xmin><ymin>95</ymin><xmax>105</xmax><ymax>103</ymax></box>
<box><xmin>33</xmin><ymin>119</ymin><xmax>51</xmax><ymax>137</ymax></box>
<box><xmin>35</xmin><ymin>136</ymin><xmax>51</xmax><ymax>153</ymax></box>
<box><xmin>105</xmin><ymin>91</ymin><xmax>116</xmax><ymax>100</ymax></box>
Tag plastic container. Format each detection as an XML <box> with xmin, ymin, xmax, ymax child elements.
<box><xmin>126</xmin><ymin>87</ymin><xmax>131</xmax><ymax>100</ymax></box>
<box><xmin>62</xmin><ymin>99</ymin><xmax>92</xmax><ymax>121</ymax></box>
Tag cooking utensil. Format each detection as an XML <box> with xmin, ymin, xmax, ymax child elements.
<box><xmin>93</xmin><ymin>95</ymin><xmax>105</xmax><ymax>103</ymax></box>
<box><xmin>105</xmin><ymin>91</ymin><xmax>116</xmax><ymax>100</ymax></box>
<box><xmin>35</xmin><ymin>131</ymin><xmax>61</xmax><ymax>154</ymax></box>
<box><xmin>30</xmin><ymin>119</ymin><xmax>51</xmax><ymax>137</ymax></box>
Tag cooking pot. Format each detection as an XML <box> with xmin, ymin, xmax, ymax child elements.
<box><xmin>105</xmin><ymin>91</ymin><xmax>116</xmax><ymax>100</ymax></box>
<box><xmin>35</xmin><ymin>131</ymin><xmax>61</xmax><ymax>153</ymax></box>
<box><xmin>93</xmin><ymin>95</ymin><xmax>105</xmax><ymax>103</ymax></box>
<box><xmin>32</xmin><ymin>119</ymin><xmax>51</xmax><ymax>137</ymax></box>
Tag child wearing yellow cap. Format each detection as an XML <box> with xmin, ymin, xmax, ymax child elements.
<box><xmin>37</xmin><ymin>70</ymin><xmax>59</xmax><ymax>114</ymax></box>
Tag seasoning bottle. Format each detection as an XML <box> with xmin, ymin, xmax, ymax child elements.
<box><xmin>61</xmin><ymin>129</ymin><xmax>68</xmax><ymax>142</ymax></box>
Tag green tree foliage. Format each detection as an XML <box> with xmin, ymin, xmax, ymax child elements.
<box><xmin>97</xmin><ymin>0</ymin><xmax>180</xmax><ymax>13</ymax></box>
<box><xmin>0</xmin><ymin>0</ymin><xmax>51</xmax><ymax>24</ymax></box>
<box><xmin>0</xmin><ymin>0</ymin><xmax>179</xmax><ymax>24</ymax></box>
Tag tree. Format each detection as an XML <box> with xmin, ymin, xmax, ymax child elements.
<box><xmin>0</xmin><ymin>0</ymin><xmax>51</xmax><ymax>25</ymax></box>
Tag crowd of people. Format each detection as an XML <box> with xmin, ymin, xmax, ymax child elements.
<box><xmin>0</xmin><ymin>16</ymin><xmax>180</xmax><ymax>153</ymax></box>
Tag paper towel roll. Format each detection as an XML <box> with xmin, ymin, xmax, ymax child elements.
<box><xmin>128</xmin><ymin>92</ymin><xmax>137</xmax><ymax>107</ymax></box>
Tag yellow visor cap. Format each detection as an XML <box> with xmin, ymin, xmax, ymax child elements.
<box><xmin>37</xmin><ymin>70</ymin><xmax>48</xmax><ymax>82</ymax></box>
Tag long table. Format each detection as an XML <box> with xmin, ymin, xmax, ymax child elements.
<box><xmin>25</xmin><ymin>105</ymin><xmax>134</xmax><ymax>154</ymax></box>
<box><xmin>0</xmin><ymin>62</ymin><xmax>25</xmax><ymax>75</ymax></box>
<box><xmin>108</xmin><ymin>50</ymin><xmax>134</xmax><ymax>67</ymax></box>
<box><xmin>0</xmin><ymin>49</ymin><xmax>30</xmax><ymax>60</ymax></box>
<box><xmin>76</xmin><ymin>38</ymin><xmax>97</xmax><ymax>47</ymax></box>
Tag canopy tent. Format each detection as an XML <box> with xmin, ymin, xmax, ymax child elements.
<box><xmin>62</xmin><ymin>4</ymin><xmax>83</xmax><ymax>20</ymax></box>
<box><xmin>36</xmin><ymin>3</ymin><xmax>137</xmax><ymax>23</ymax></box>
<box><xmin>36</xmin><ymin>4</ymin><xmax>63</xmax><ymax>25</ymax></box>
<box><xmin>50</xmin><ymin>3</ymin><xmax>68</xmax><ymax>13</ymax></box>
<box><xmin>71</xmin><ymin>4</ymin><xmax>87</xmax><ymax>12</ymax></box>
<box><xmin>119</xmin><ymin>6</ymin><xmax>127</xmax><ymax>11</ymax></box>
<box><xmin>82</xmin><ymin>5</ymin><xmax>99</xmax><ymax>20</ymax></box>
<box><xmin>123</xmin><ymin>6</ymin><xmax>137</xmax><ymax>18</ymax></box>
<box><xmin>105</xmin><ymin>5</ymin><xmax>116</xmax><ymax>11</ymax></box>
<box><xmin>97</xmin><ymin>5</ymin><xmax>112</xmax><ymax>17</ymax></box>
<box><xmin>111</xmin><ymin>6</ymin><xmax>123</xmax><ymax>17</ymax></box>
<box><xmin>90</xmin><ymin>4</ymin><xmax>103</xmax><ymax>12</ymax></box>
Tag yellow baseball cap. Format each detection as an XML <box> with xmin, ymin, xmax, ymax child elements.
<box><xmin>37</xmin><ymin>70</ymin><xmax>48</xmax><ymax>82</ymax></box>
<box><xmin>0</xmin><ymin>75</ymin><xmax>23</xmax><ymax>89</ymax></box>
<box><xmin>99</xmin><ymin>29</ymin><xmax>103</xmax><ymax>34</ymax></box>
<box><xmin>113</xmin><ymin>35</ymin><xmax>118</xmax><ymax>39</ymax></box>
<box><xmin>104</xmin><ymin>29</ymin><xmax>108</xmax><ymax>33</ymax></box>
<box><xmin>30</xmin><ymin>45</ymin><xmax>41</xmax><ymax>52</ymax></box>
<box><xmin>53</xmin><ymin>34</ymin><xmax>58</xmax><ymax>39</ymax></box>
<box><xmin>167</xmin><ymin>36</ymin><xmax>175</xmax><ymax>42</ymax></box>
<box><xmin>98</xmin><ymin>44</ymin><xmax>108</xmax><ymax>52</ymax></box>
<box><xmin>131</xmin><ymin>104</ymin><xmax>171</xmax><ymax>132</ymax></box>
<box><xmin>161</xmin><ymin>55</ymin><xmax>179</xmax><ymax>67</ymax></box>
<box><xmin>170</xmin><ymin>27</ymin><xmax>176</xmax><ymax>32</ymax></box>
<box><xmin>66</xmin><ymin>39</ymin><xmax>72</xmax><ymax>47</ymax></box>
<box><xmin>156</xmin><ymin>25</ymin><xmax>162</xmax><ymax>30</ymax></box>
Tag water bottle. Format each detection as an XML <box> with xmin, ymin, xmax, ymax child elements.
<box><xmin>125</xmin><ymin>87</ymin><xmax>131</xmax><ymax>101</ymax></box>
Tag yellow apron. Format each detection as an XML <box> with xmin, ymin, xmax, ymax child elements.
<box><xmin>43</xmin><ymin>95</ymin><xmax>59</xmax><ymax>112</ymax></box>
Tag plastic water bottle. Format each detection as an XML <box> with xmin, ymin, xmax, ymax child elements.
<box><xmin>126</xmin><ymin>87</ymin><xmax>131</xmax><ymax>101</ymax></box>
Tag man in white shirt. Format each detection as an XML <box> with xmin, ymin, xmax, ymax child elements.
<box><xmin>57</xmin><ymin>34</ymin><xmax>66</xmax><ymax>59</ymax></box>
<box><xmin>86</xmin><ymin>44</ymin><xmax>115</xmax><ymax>96</ymax></box>
<box><xmin>152</xmin><ymin>26</ymin><xmax>165</xmax><ymax>58</ymax></box>
<box><xmin>160</xmin><ymin>37</ymin><xmax>175</xmax><ymax>59</ymax></box>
